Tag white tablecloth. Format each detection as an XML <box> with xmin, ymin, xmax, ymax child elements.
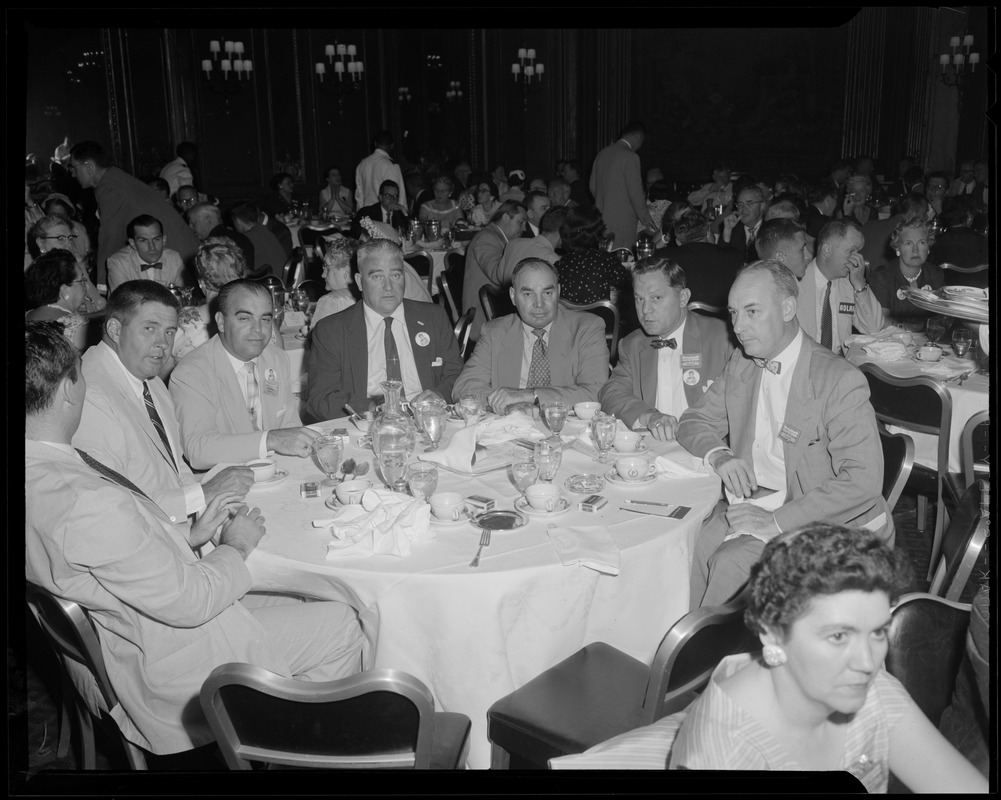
<box><xmin>402</xmin><ymin>242</ymin><xmax>465</xmax><ymax>296</ymax></box>
<box><xmin>244</xmin><ymin>415</ymin><xmax>721</xmax><ymax>768</ymax></box>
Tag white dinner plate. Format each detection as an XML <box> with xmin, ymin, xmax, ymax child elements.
<box><xmin>514</xmin><ymin>495</ymin><xmax>572</xmax><ymax>518</ymax></box>
<box><xmin>604</xmin><ymin>468</ymin><xmax>656</xmax><ymax>487</ymax></box>
<box><xmin>251</xmin><ymin>468</ymin><xmax>289</xmax><ymax>488</ymax></box>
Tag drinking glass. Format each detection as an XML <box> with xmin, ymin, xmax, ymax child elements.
<box><xmin>952</xmin><ymin>328</ymin><xmax>972</xmax><ymax>358</ymax></box>
<box><xmin>457</xmin><ymin>393</ymin><xmax>485</xmax><ymax>425</ymax></box>
<box><xmin>541</xmin><ymin>400</ymin><xmax>569</xmax><ymax>435</ymax></box>
<box><xmin>924</xmin><ymin>315</ymin><xmax>947</xmax><ymax>344</ymax></box>
<box><xmin>413</xmin><ymin>399</ymin><xmax>449</xmax><ymax>451</ymax></box>
<box><xmin>312</xmin><ymin>435</ymin><xmax>344</xmax><ymax>487</ymax></box>
<box><xmin>534</xmin><ymin>437</ymin><xmax>563</xmax><ymax>483</ymax></box>
<box><xmin>407</xmin><ymin>462</ymin><xmax>438</xmax><ymax>501</ymax></box>
<box><xmin>294</xmin><ymin>287</ymin><xmax>309</xmax><ymax>312</ymax></box>
<box><xmin>378</xmin><ymin>449</ymin><xmax>410</xmax><ymax>492</ymax></box>
<box><xmin>511</xmin><ymin>458</ymin><xmax>539</xmax><ymax>498</ymax></box>
<box><xmin>591</xmin><ymin>413</ymin><xmax>618</xmax><ymax>464</ymax></box>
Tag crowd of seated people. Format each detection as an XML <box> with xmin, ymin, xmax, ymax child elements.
<box><xmin>22</xmin><ymin>132</ymin><xmax>989</xmax><ymax>775</ymax></box>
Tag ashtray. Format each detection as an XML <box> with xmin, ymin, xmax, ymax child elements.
<box><xmin>471</xmin><ymin>509</ymin><xmax>527</xmax><ymax>531</ymax></box>
<box><xmin>564</xmin><ymin>473</ymin><xmax>606</xmax><ymax>494</ymax></box>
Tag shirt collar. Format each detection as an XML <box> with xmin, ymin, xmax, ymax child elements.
<box><xmin>617</xmin><ymin>138</ymin><xmax>632</xmax><ymax>150</ymax></box>
<box><xmin>521</xmin><ymin>319</ymin><xmax>555</xmax><ymax>339</ymax></box>
<box><xmin>362</xmin><ymin>299</ymin><xmax>406</xmax><ymax>328</ymax></box>
<box><xmin>221</xmin><ymin>340</ymin><xmax>259</xmax><ymax>376</ymax></box>
<box><xmin>769</xmin><ymin>329</ymin><xmax>805</xmax><ymax>374</ymax></box>
<box><xmin>101</xmin><ymin>340</ymin><xmax>147</xmax><ymax>399</ymax></box>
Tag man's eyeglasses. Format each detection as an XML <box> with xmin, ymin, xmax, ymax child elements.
<box><xmin>734</xmin><ymin>201</ymin><xmax>761</xmax><ymax>211</ymax></box>
<box><xmin>43</xmin><ymin>234</ymin><xmax>79</xmax><ymax>244</ymax></box>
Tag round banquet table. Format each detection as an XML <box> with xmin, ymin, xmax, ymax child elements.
<box><xmin>243</xmin><ymin>414</ymin><xmax>721</xmax><ymax>768</ymax></box>
<box><xmin>402</xmin><ymin>240</ymin><xmax>465</xmax><ymax>296</ymax></box>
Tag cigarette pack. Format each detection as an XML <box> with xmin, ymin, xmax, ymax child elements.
<box><xmin>466</xmin><ymin>495</ymin><xmax>495</xmax><ymax>513</ymax></box>
<box><xmin>579</xmin><ymin>494</ymin><xmax>608</xmax><ymax>512</ymax></box>
<box><xmin>300</xmin><ymin>482</ymin><xmax>321</xmax><ymax>498</ymax></box>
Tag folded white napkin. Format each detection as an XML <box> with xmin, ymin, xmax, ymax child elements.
<box><xmin>417</xmin><ymin>423</ymin><xmax>478</xmax><ymax>471</ymax></box>
<box><xmin>475</xmin><ymin>410</ymin><xmax>546</xmax><ymax>446</ymax></box>
<box><xmin>571</xmin><ymin>426</ymin><xmax>599</xmax><ymax>458</ymax></box>
<box><xmin>919</xmin><ymin>359</ymin><xmax>972</xmax><ymax>379</ymax></box>
<box><xmin>314</xmin><ymin>487</ymin><xmax>433</xmax><ymax>558</ymax></box>
<box><xmin>846</xmin><ymin>328</ymin><xmax>913</xmax><ymax>348</ymax></box>
<box><xmin>547</xmin><ymin>524</ymin><xmax>620</xmax><ymax>576</ymax></box>
<box><xmin>654</xmin><ymin>453</ymin><xmax>711</xmax><ymax>479</ymax></box>
<box><xmin>862</xmin><ymin>341</ymin><xmax>909</xmax><ymax>362</ymax></box>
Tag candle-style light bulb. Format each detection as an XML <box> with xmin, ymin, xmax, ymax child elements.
<box><xmin>970</xmin><ymin>52</ymin><xmax>980</xmax><ymax>72</ymax></box>
<box><xmin>202</xmin><ymin>59</ymin><xmax>212</xmax><ymax>76</ymax></box>
<box><xmin>950</xmin><ymin>35</ymin><xmax>960</xmax><ymax>51</ymax></box>
<box><xmin>209</xmin><ymin>40</ymin><xmax>220</xmax><ymax>60</ymax></box>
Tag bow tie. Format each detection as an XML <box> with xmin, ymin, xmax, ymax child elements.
<box><xmin>141</xmin><ymin>261</ymin><xmax>162</xmax><ymax>271</ymax></box>
<box><xmin>753</xmin><ymin>358</ymin><xmax>781</xmax><ymax>375</ymax></box>
<box><xmin>650</xmin><ymin>338</ymin><xmax>677</xmax><ymax>350</ymax></box>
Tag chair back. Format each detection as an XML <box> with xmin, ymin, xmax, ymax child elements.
<box><xmin>960</xmin><ymin>410</ymin><xmax>990</xmax><ymax>489</ymax></box>
<box><xmin>438</xmin><ymin>252</ymin><xmax>465</xmax><ymax>325</ymax></box>
<box><xmin>294</xmin><ymin>279</ymin><xmax>325</xmax><ymax>303</ymax></box>
<box><xmin>937</xmin><ymin>262</ymin><xmax>989</xmax><ymax>274</ymax></box>
<box><xmin>610</xmin><ymin>247</ymin><xmax>633</xmax><ymax>263</ymax></box>
<box><xmin>929</xmin><ymin>480</ymin><xmax>989</xmax><ymax>601</ymax></box>
<box><xmin>479</xmin><ymin>284</ymin><xmax>515</xmax><ymax>322</ymax></box>
<box><xmin>404</xmin><ymin>251</ymin><xmax>435</xmax><ymax>297</ymax></box>
<box><xmin>453</xmin><ymin>307</ymin><xmax>476</xmax><ymax>360</ymax></box>
<box><xmin>885</xmin><ymin>592</ymin><xmax>971</xmax><ymax>728</ymax></box>
<box><xmin>640</xmin><ymin>588</ymin><xmax>758</xmax><ymax>723</ymax></box>
<box><xmin>560</xmin><ymin>299</ymin><xmax>621</xmax><ymax>364</ymax></box>
<box><xmin>297</xmin><ymin>225</ymin><xmax>336</xmax><ymax>259</ymax></box>
<box><xmin>879</xmin><ymin>429</ymin><xmax>914</xmax><ymax>513</ymax></box>
<box><xmin>280</xmin><ymin>247</ymin><xmax>304</xmax><ymax>289</ymax></box>
<box><xmin>200</xmin><ymin>664</ymin><xmax>441</xmax><ymax>769</ymax></box>
<box><xmin>250</xmin><ymin>274</ymin><xmax>285</xmax><ymax>291</ymax></box>
<box><xmin>687</xmin><ymin>301</ymin><xmax>727</xmax><ymax>319</ymax></box>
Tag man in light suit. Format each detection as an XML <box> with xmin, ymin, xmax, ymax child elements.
<box><xmin>170</xmin><ymin>280</ymin><xmax>321</xmax><ymax>470</ymax></box>
<box><xmin>599</xmin><ymin>258</ymin><xmax>733</xmax><ymax>440</ymax></box>
<box><xmin>106</xmin><ymin>214</ymin><xmax>187</xmax><ymax>294</ymax></box>
<box><xmin>462</xmin><ymin>200</ymin><xmax>527</xmax><ymax>341</ymax></box>
<box><xmin>677</xmin><ymin>260</ymin><xmax>892</xmax><ymax>608</ymax></box>
<box><xmin>355</xmin><ymin>130</ymin><xmax>407</xmax><ymax>209</ymax></box>
<box><xmin>453</xmin><ymin>258</ymin><xmax>610</xmax><ymax>414</ymax></box>
<box><xmin>305</xmin><ymin>239</ymin><xmax>464</xmax><ymax>423</ymax></box>
<box><xmin>74</xmin><ymin>280</ymin><xmax>253</xmax><ymax>527</ymax></box>
<box><xmin>25</xmin><ymin>321</ymin><xmax>364</xmax><ymax>756</ymax></box>
<box><xmin>589</xmin><ymin>120</ymin><xmax>657</xmax><ymax>249</ymax></box>
<box><xmin>796</xmin><ymin>218</ymin><xmax>884</xmax><ymax>354</ymax></box>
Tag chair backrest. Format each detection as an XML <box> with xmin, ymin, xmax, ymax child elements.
<box><xmin>937</xmin><ymin>261</ymin><xmax>989</xmax><ymax>274</ymax></box>
<box><xmin>885</xmin><ymin>592</ymin><xmax>971</xmax><ymax>728</ymax></box>
<box><xmin>929</xmin><ymin>480</ymin><xmax>989</xmax><ymax>601</ymax></box>
<box><xmin>438</xmin><ymin>252</ymin><xmax>465</xmax><ymax>325</ymax></box>
<box><xmin>250</xmin><ymin>274</ymin><xmax>285</xmax><ymax>291</ymax></box>
<box><xmin>960</xmin><ymin>410</ymin><xmax>990</xmax><ymax>489</ymax></box>
<box><xmin>200</xmin><ymin>664</ymin><xmax>440</xmax><ymax>769</ymax></box>
<box><xmin>281</xmin><ymin>247</ymin><xmax>304</xmax><ymax>289</ymax></box>
<box><xmin>610</xmin><ymin>247</ymin><xmax>633</xmax><ymax>263</ymax></box>
<box><xmin>687</xmin><ymin>300</ymin><xmax>727</xmax><ymax>319</ymax></box>
<box><xmin>559</xmin><ymin>299</ymin><xmax>621</xmax><ymax>364</ymax></box>
<box><xmin>641</xmin><ymin>588</ymin><xmax>759</xmax><ymax>724</ymax></box>
<box><xmin>295</xmin><ymin>279</ymin><xmax>325</xmax><ymax>303</ymax></box>
<box><xmin>297</xmin><ymin>225</ymin><xmax>335</xmax><ymax>257</ymax></box>
<box><xmin>404</xmin><ymin>251</ymin><xmax>435</xmax><ymax>296</ymax></box>
<box><xmin>453</xmin><ymin>307</ymin><xmax>476</xmax><ymax>360</ymax></box>
<box><xmin>479</xmin><ymin>284</ymin><xmax>515</xmax><ymax>322</ymax></box>
<box><xmin>879</xmin><ymin>429</ymin><xmax>915</xmax><ymax>513</ymax></box>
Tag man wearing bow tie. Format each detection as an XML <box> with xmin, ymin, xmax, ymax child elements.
<box><xmin>106</xmin><ymin>215</ymin><xmax>188</xmax><ymax>294</ymax></box>
<box><xmin>598</xmin><ymin>258</ymin><xmax>732</xmax><ymax>440</ymax></box>
<box><xmin>677</xmin><ymin>259</ymin><xmax>892</xmax><ymax>608</ymax></box>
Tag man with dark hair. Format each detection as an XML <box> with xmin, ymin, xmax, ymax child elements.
<box><xmin>306</xmin><ymin>239</ymin><xmax>462</xmax><ymax>422</ymax></box>
<box><xmin>678</xmin><ymin>260</ymin><xmax>891</xmax><ymax>607</ymax></box>
<box><xmin>755</xmin><ymin>218</ymin><xmax>810</xmax><ymax>279</ymax></box>
<box><xmin>351</xmin><ymin>179</ymin><xmax>409</xmax><ymax>237</ymax></box>
<box><xmin>499</xmin><ymin>205</ymin><xmax>566</xmax><ymax>286</ymax></box>
<box><xmin>719</xmin><ymin>184</ymin><xmax>765</xmax><ymax>262</ymax></box>
<box><xmin>169</xmin><ymin>279</ymin><xmax>318</xmax><ymax>468</ymax></box>
<box><xmin>355</xmin><ymin>130</ymin><xmax>407</xmax><ymax>209</ymax></box>
<box><xmin>462</xmin><ymin>200</ymin><xmax>528</xmax><ymax>340</ymax></box>
<box><xmin>69</xmin><ymin>141</ymin><xmax>199</xmax><ymax>287</ymax></box>
<box><xmin>106</xmin><ymin>214</ymin><xmax>187</xmax><ymax>293</ymax></box>
<box><xmin>662</xmin><ymin>211</ymin><xmax>742</xmax><ymax>308</ymax></box>
<box><xmin>453</xmin><ymin>258</ymin><xmax>609</xmax><ymax>414</ymax></box>
<box><xmin>522</xmin><ymin>189</ymin><xmax>551</xmax><ymax>237</ymax></box>
<box><xmin>924</xmin><ymin>171</ymin><xmax>949</xmax><ymax>220</ymax></box>
<box><xmin>560</xmin><ymin>159</ymin><xmax>592</xmax><ymax>208</ymax></box>
<box><xmin>804</xmin><ymin>180</ymin><xmax>839</xmax><ymax>239</ymax></box>
<box><xmin>159</xmin><ymin>141</ymin><xmax>198</xmax><ymax>199</ymax></box>
<box><xmin>74</xmin><ymin>280</ymin><xmax>253</xmax><ymax>527</ymax></box>
<box><xmin>599</xmin><ymin>258</ymin><xmax>732</xmax><ymax>440</ymax></box>
<box><xmin>26</xmin><ymin>319</ymin><xmax>365</xmax><ymax>757</ymax></box>
<box><xmin>547</xmin><ymin>177</ymin><xmax>575</xmax><ymax>210</ymax></box>
<box><xmin>589</xmin><ymin>120</ymin><xmax>657</xmax><ymax>249</ymax></box>
<box><xmin>187</xmin><ymin>202</ymin><xmax>255</xmax><ymax>269</ymax></box>
<box><xmin>231</xmin><ymin>202</ymin><xmax>288</xmax><ymax>279</ymax></box>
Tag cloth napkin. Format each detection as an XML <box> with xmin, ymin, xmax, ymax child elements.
<box><xmin>547</xmin><ymin>524</ymin><xmax>620</xmax><ymax>576</ymax></box>
<box><xmin>475</xmin><ymin>410</ymin><xmax>546</xmax><ymax>446</ymax></box>
<box><xmin>654</xmin><ymin>453</ymin><xmax>711</xmax><ymax>479</ymax></box>
<box><xmin>919</xmin><ymin>358</ymin><xmax>973</xmax><ymax>379</ymax></box>
<box><xmin>417</xmin><ymin>423</ymin><xmax>479</xmax><ymax>472</ymax></box>
<box><xmin>846</xmin><ymin>328</ymin><xmax>914</xmax><ymax>348</ymax></box>
<box><xmin>313</xmin><ymin>487</ymin><xmax>433</xmax><ymax>558</ymax></box>
<box><xmin>862</xmin><ymin>341</ymin><xmax>909</xmax><ymax>362</ymax></box>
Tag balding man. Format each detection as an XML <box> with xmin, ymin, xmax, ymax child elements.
<box><xmin>186</xmin><ymin>202</ymin><xmax>255</xmax><ymax>270</ymax></box>
<box><xmin>589</xmin><ymin>120</ymin><xmax>657</xmax><ymax>249</ymax></box>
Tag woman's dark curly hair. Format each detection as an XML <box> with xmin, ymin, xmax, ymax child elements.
<box><xmin>559</xmin><ymin>205</ymin><xmax>607</xmax><ymax>250</ymax></box>
<box><xmin>25</xmin><ymin>249</ymin><xmax>78</xmax><ymax>307</ymax></box>
<box><xmin>745</xmin><ymin>523</ymin><xmax>912</xmax><ymax>638</ymax></box>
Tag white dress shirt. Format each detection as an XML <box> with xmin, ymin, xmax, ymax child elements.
<box><xmin>363</xmin><ymin>302</ymin><xmax>421</xmax><ymax>399</ymax></box>
<box><xmin>653</xmin><ymin>317</ymin><xmax>689</xmax><ymax>419</ymax></box>
<box><xmin>221</xmin><ymin>347</ymin><xmax>270</xmax><ymax>459</ymax></box>
<box><xmin>518</xmin><ymin>320</ymin><xmax>555</xmax><ymax>388</ymax></box>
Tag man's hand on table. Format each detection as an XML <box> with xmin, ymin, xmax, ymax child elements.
<box><xmin>709</xmin><ymin>450</ymin><xmax>757</xmax><ymax>498</ymax></box>
<box><xmin>487</xmin><ymin>387</ymin><xmax>535</xmax><ymax>416</ymax></box>
<box><xmin>639</xmin><ymin>410</ymin><xmax>679</xmax><ymax>441</ymax></box>
<box><xmin>266</xmin><ymin>427</ymin><xmax>322</xmax><ymax>458</ymax></box>
<box><xmin>202</xmin><ymin>466</ymin><xmax>254</xmax><ymax>505</ymax></box>
<box><xmin>724</xmin><ymin>503</ymin><xmax>780</xmax><ymax>540</ymax></box>
<box><xmin>189</xmin><ymin>490</ymin><xmax>243</xmax><ymax>549</ymax></box>
<box><xmin>220</xmin><ymin>504</ymin><xmax>266</xmax><ymax>560</ymax></box>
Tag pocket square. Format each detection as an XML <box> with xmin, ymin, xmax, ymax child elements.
<box><xmin>431</xmin><ymin>357</ymin><xmax>443</xmax><ymax>367</ymax></box>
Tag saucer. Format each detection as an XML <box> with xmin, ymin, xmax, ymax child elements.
<box><xmin>604</xmin><ymin>468</ymin><xmax>656</xmax><ymax>486</ymax></box>
<box><xmin>429</xmin><ymin>515</ymin><xmax>473</xmax><ymax>529</ymax></box>
<box><xmin>324</xmin><ymin>494</ymin><xmax>344</xmax><ymax>510</ymax></box>
<box><xmin>251</xmin><ymin>468</ymin><xmax>289</xmax><ymax>488</ymax></box>
<box><xmin>612</xmin><ymin>443</ymin><xmax>650</xmax><ymax>456</ymax></box>
<box><xmin>515</xmin><ymin>495</ymin><xmax>571</xmax><ymax>517</ymax></box>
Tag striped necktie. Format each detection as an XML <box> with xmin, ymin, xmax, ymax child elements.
<box><xmin>142</xmin><ymin>381</ymin><xmax>178</xmax><ymax>473</ymax></box>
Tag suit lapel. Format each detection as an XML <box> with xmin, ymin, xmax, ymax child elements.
<box><xmin>211</xmin><ymin>338</ymin><xmax>254</xmax><ymax>433</ymax></box>
<box><xmin>348</xmin><ymin>304</ymin><xmax>369</xmax><ymax>400</ymax></box>
<box><xmin>729</xmin><ymin>356</ymin><xmax>761</xmax><ymax>460</ymax></box>
<box><xmin>781</xmin><ymin>340</ymin><xmax>818</xmax><ymax>478</ymax></box>
<box><xmin>258</xmin><ymin>347</ymin><xmax>280</xmax><ymax>428</ymax></box>
<box><xmin>547</xmin><ymin>310</ymin><xmax>571</xmax><ymax>386</ymax></box>
<box><xmin>404</xmin><ymin>302</ymin><xmax>433</xmax><ymax>389</ymax></box>
<box><xmin>638</xmin><ymin>339</ymin><xmax>658</xmax><ymax>406</ymax></box>
<box><xmin>498</xmin><ymin>317</ymin><xmax>524</xmax><ymax>388</ymax></box>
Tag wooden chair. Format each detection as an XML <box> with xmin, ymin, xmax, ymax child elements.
<box><xmin>687</xmin><ymin>300</ymin><xmax>727</xmax><ymax>319</ymax></box>
<box><xmin>200</xmin><ymin>664</ymin><xmax>471</xmax><ymax>770</ymax></box>
<box><xmin>958</xmin><ymin>410</ymin><xmax>990</xmax><ymax>494</ymax></box>
<box><xmin>938</xmin><ymin>262</ymin><xmax>988</xmax><ymax>288</ymax></box>
<box><xmin>610</xmin><ymin>247</ymin><xmax>633</xmax><ymax>264</ymax></box>
<box><xmin>560</xmin><ymin>299</ymin><xmax>621</xmax><ymax>365</ymax></box>
<box><xmin>404</xmin><ymin>250</ymin><xmax>435</xmax><ymax>297</ymax></box>
<box><xmin>486</xmin><ymin>589</ymin><xmax>758</xmax><ymax>769</ymax></box>
<box><xmin>879</xmin><ymin>429</ymin><xmax>915</xmax><ymax>514</ymax></box>
<box><xmin>453</xmin><ymin>307</ymin><xmax>476</xmax><ymax>361</ymax></box>
<box><xmin>929</xmin><ymin>480</ymin><xmax>989</xmax><ymax>602</ymax></box>
<box><xmin>860</xmin><ymin>363</ymin><xmax>953</xmax><ymax>579</ymax></box>
<box><xmin>479</xmin><ymin>284</ymin><xmax>515</xmax><ymax>322</ymax></box>
<box><xmin>25</xmin><ymin>583</ymin><xmax>149</xmax><ymax>770</ymax></box>
<box><xmin>437</xmin><ymin>251</ymin><xmax>465</xmax><ymax>326</ymax></box>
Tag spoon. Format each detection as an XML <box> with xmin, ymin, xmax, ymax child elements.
<box><xmin>344</xmin><ymin>403</ymin><xmax>363</xmax><ymax>420</ymax></box>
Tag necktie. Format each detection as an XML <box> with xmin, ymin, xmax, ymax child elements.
<box><xmin>244</xmin><ymin>361</ymin><xmax>260</xmax><ymax>431</ymax></box>
<box><xmin>526</xmin><ymin>328</ymin><xmax>551</xmax><ymax>387</ymax></box>
<box><xmin>384</xmin><ymin>317</ymin><xmax>402</xmax><ymax>383</ymax></box>
<box><xmin>76</xmin><ymin>448</ymin><xmax>155</xmax><ymax>505</ymax></box>
<box><xmin>651</xmin><ymin>337</ymin><xmax>677</xmax><ymax>350</ymax></box>
<box><xmin>820</xmin><ymin>280</ymin><xmax>833</xmax><ymax>351</ymax></box>
<box><xmin>141</xmin><ymin>262</ymin><xmax>162</xmax><ymax>271</ymax></box>
<box><xmin>142</xmin><ymin>381</ymin><xmax>178</xmax><ymax>472</ymax></box>
<box><xmin>745</xmin><ymin>226</ymin><xmax>757</xmax><ymax>260</ymax></box>
<box><xmin>752</xmin><ymin>358</ymin><xmax>782</xmax><ymax>375</ymax></box>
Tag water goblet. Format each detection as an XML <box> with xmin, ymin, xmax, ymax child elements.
<box><xmin>312</xmin><ymin>435</ymin><xmax>344</xmax><ymax>487</ymax></box>
<box><xmin>457</xmin><ymin>393</ymin><xmax>485</xmax><ymax>425</ymax></box>
<box><xmin>534</xmin><ymin>436</ymin><xmax>563</xmax><ymax>484</ymax></box>
<box><xmin>414</xmin><ymin>399</ymin><xmax>449</xmax><ymax>451</ymax></box>
<box><xmin>407</xmin><ymin>462</ymin><xmax>439</xmax><ymax>502</ymax></box>
<box><xmin>511</xmin><ymin>457</ymin><xmax>539</xmax><ymax>500</ymax></box>
<box><xmin>591</xmin><ymin>413</ymin><xmax>618</xmax><ymax>464</ymax></box>
<box><xmin>378</xmin><ymin>449</ymin><xmax>410</xmax><ymax>492</ymax></box>
<box><xmin>541</xmin><ymin>400</ymin><xmax>569</xmax><ymax>435</ymax></box>
<box><xmin>952</xmin><ymin>328</ymin><xmax>972</xmax><ymax>358</ymax></box>
<box><xmin>924</xmin><ymin>315</ymin><xmax>947</xmax><ymax>344</ymax></box>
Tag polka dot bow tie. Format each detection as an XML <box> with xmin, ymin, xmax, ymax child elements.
<box><xmin>650</xmin><ymin>338</ymin><xmax>677</xmax><ymax>350</ymax></box>
<box><xmin>752</xmin><ymin>358</ymin><xmax>781</xmax><ymax>375</ymax></box>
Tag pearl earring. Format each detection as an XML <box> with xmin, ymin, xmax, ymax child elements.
<box><xmin>762</xmin><ymin>644</ymin><xmax>787</xmax><ymax>667</ymax></box>
<box><xmin>895</xmin><ymin>250</ymin><xmax>901</xmax><ymax>256</ymax></box>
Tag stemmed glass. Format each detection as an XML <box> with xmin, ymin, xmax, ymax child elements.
<box><xmin>512</xmin><ymin>457</ymin><xmax>540</xmax><ymax>500</ymax></box>
<box><xmin>924</xmin><ymin>315</ymin><xmax>947</xmax><ymax>344</ymax></box>
<box><xmin>591</xmin><ymin>413</ymin><xmax>618</xmax><ymax>464</ymax></box>
<box><xmin>541</xmin><ymin>400</ymin><xmax>569</xmax><ymax>436</ymax></box>
<box><xmin>407</xmin><ymin>462</ymin><xmax>439</xmax><ymax>502</ymax></box>
<box><xmin>952</xmin><ymin>328</ymin><xmax>972</xmax><ymax>358</ymax></box>
<box><xmin>534</xmin><ymin>437</ymin><xmax>563</xmax><ymax>484</ymax></box>
<box><xmin>312</xmin><ymin>435</ymin><xmax>344</xmax><ymax>487</ymax></box>
<box><xmin>457</xmin><ymin>393</ymin><xmax>485</xmax><ymax>425</ymax></box>
<box><xmin>413</xmin><ymin>399</ymin><xmax>449</xmax><ymax>451</ymax></box>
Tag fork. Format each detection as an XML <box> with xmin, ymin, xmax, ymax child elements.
<box><xmin>470</xmin><ymin>528</ymin><xmax>491</xmax><ymax>567</ymax></box>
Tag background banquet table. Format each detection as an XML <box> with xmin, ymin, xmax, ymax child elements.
<box><xmin>243</xmin><ymin>415</ymin><xmax>721</xmax><ymax>768</ymax></box>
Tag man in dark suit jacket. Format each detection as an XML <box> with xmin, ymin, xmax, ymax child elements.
<box><xmin>350</xmin><ymin>179</ymin><xmax>409</xmax><ymax>238</ymax></box>
<box><xmin>659</xmin><ymin>211</ymin><xmax>742</xmax><ymax>308</ymax></box>
<box><xmin>599</xmin><ymin>258</ymin><xmax>733</xmax><ymax>441</ymax></box>
<box><xmin>305</xmin><ymin>239</ymin><xmax>462</xmax><ymax>423</ymax></box>
<box><xmin>262</xmin><ymin>210</ymin><xmax>293</xmax><ymax>258</ymax></box>
<box><xmin>718</xmin><ymin>185</ymin><xmax>764</xmax><ymax>263</ymax></box>
<box><xmin>561</xmin><ymin>160</ymin><xmax>593</xmax><ymax>209</ymax></box>
<box><xmin>804</xmin><ymin>180</ymin><xmax>839</xmax><ymax>240</ymax></box>
<box><xmin>187</xmin><ymin>202</ymin><xmax>255</xmax><ymax>270</ymax></box>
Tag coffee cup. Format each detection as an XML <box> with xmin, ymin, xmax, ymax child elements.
<box><xmin>247</xmin><ymin>458</ymin><xmax>277</xmax><ymax>483</ymax></box>
<box><xmin>430</xmin><ymin>491</ymin><xmax>466</xmax><ymax>521</ymax></box>
<box><xmin>614</xmin><ymin>456</ymin><xmax>655</xmax><ymax>482</ymax></box>
<box><xmin>574</xmin><ymin>401</ymin><xmax>601</xmax><ymax>420</ymax></box>
<box><xmin>525</xmin><ymin>483</ymin><xmax>561</xmax><ymax>512</ymax></box>
<box><xmin>335</xmin><ymin>479</ymin><xmax>371</xmax><ymax>505</ymax></box>
<box><xmin>916</xmin><ymin>345</ymin><xmax>943</xmax><ymax>362</ymax></box>
<box><xmin>613</xmin><ymin>431</ymin><xmax>644</xmax><ymax>452</ymax></box>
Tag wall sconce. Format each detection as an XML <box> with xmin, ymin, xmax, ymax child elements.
<box><xmin>446</xmin><ymin>80</ymin><xmax>463</xmax><ymax>103</ymax></box>
<box><xmin>203</xmin><ymin>39</ymin><xmax>253</xmax><ymax>84</ymax></box>
<box><xmin>315</xmin><ymin>42</ymin><xmax>364</xmax><ymax>83</ymax></box>
<box><xmin>939</xmin><ymin>33</ymin><xmax>979</xmax><ymax>88</ymax></box>
<box><xmin>398</xmin><ymin>86</ymin><xmax>412</xmax><ymax>103</ymax></box>
<box><xmin>426</xmin><ymin>54</ymin><xmax>443</xmax><ymax>69</ymax></box>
